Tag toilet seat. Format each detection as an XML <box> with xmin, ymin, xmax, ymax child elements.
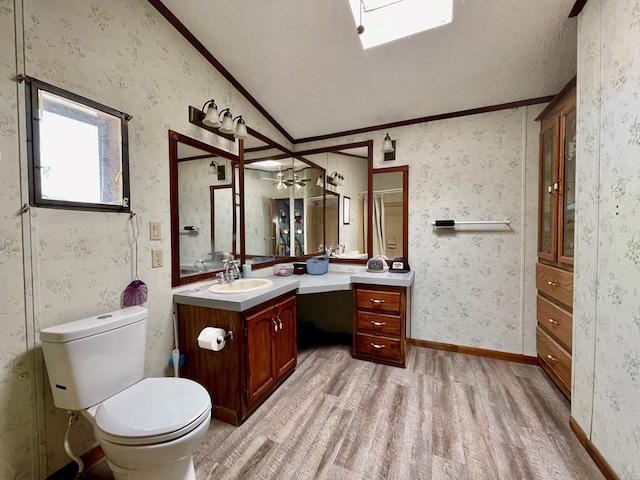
<box><xmin>93</xmin><ymin>377</ymin><xmax>211</xmax><ymax>446</ymax></box>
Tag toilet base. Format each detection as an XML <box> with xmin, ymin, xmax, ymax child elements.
<box><xmin>107</xmin><ymin>456</ymin><xmax>196</xmax><ymax>480</ymax></box>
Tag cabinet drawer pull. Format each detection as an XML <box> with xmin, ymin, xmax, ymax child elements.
<box><xmin>547</xmin><ymin>280</ymin><xmax>559</xmax><ymax>287</ymax></box>
<box><xmin>371</xmin><ymin>320</ymin><xmax>386</xmax><ymax>327</ymax></box>
<box><xmin>277</xmin><ymin>316</ymin><xmax>283</xmax><ymax>330</ymax></box>
<box><xmin>546</xmin><ymin>354</ymin><xmax>558</xmax><ymax>363</ymax></box>
<box><xmin>370</xmin><ymin>343</ymin><xmax>386</xmax><ymax>350</ymax></box>
<box><xmin>548</xmin><ymin>318</ymin><xmax>559</xmax><ymax>325</ymax></box>
<box><xmin>370</xmin><ymin>299</ymin><xmax>386</xmax><ymax>305</ymax></box>
<box><xmin>272</xmin><ymin>319</ymin><xmax>278</xmax><ymax>332</ymax></box>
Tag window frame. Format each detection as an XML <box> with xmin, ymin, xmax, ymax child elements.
<box><xmin>25</xmin><ymin>76</ymin><xmax>131</xmax><ymax>213</ymax></box>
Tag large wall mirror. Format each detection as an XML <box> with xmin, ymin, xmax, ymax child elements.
<box><xmin>169</xmin><ymin>130</ymin><xmax>240</xmax><ymax>287</ymax></box>
<box><xmin>243</xmin><ymin>130</ymin><xmax>326</xmax><ymax>263</ymax></box>
<box><xmin>297</xmin><ymin>143</ymin><xmax>372</xmax><ymax>260</ymax></box>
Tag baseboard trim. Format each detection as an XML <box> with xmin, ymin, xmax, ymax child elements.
<box><xmin>410</xmin><ymin>339</ymin><xmax>538</xmax><ymax>365</ymax></box>
<box><xmin>46</xmin><ymin>445</ymin><xmax>104</xmax><ymax>480</ymax></box>
<box><xmin>569</xmin><ymin>417</ymin><xmax>620</xmax><ymax>480</ymax></box>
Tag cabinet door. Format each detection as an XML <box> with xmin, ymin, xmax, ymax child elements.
<box><xmin>274</xmin><ymin>295</ymin><xmax>297</xmax><ymax>378</ymax></box>
<box><xmin>245</xmin><ymin>304</ymin><xmax>277</xmax><ymax>408</ymax></box>
<box><xmin>558</xmin><ymin>107</ymin><xmax>576</xmax><ymax>265</ymax></box>
<box><xmin>538</xmin><ymin>122</ymin><xmax>559</xmax><ymax>261</ymax></box>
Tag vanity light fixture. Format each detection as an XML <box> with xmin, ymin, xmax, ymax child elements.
<box><xmin>327</xmin><ymin>171</ymin><xmax>345</xmax><ymax>187</ymax></box>
<box><xmin>201</xmin><ymin>99</ymin><xmax>221</xmax><ymax>128</ymax></box>
<box><xmin>218</xmin><ymin>109</ymin><xmax>235</xmax><ymax>134</ymax></box>
<box><xmin>191</xmin><ymin>101</ymin><xmax>248</xmax><ymax>142</ymax></box>
<box><xmin>316</xmin><ymin>174</ymin><xmax>324</xmax><ymax>188</ymax></box>
<box><xmin>233</xmin><ymin>116</ymin><xmax>248</xmax><ymax>139</ymax></box>
<box><xmin>207</xmin><ymin>160</ymin><xmax>218</xmax><ymax>175</ymax></box>
<box><xmin>382</xmin><ymin>133</ymin><xmax>396</xmax><ymax>161</ymax></box>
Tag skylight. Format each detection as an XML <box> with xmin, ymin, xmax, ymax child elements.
<box><xmin>349</xmin><ymin>0</ymin><xmax>453</xmax><ymax>49</ymax></box>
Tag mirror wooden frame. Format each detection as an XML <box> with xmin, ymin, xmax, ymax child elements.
<box><xmin>372</xmin><ymin>165</ymin><xmax>409</xmax><ymax>261</ymax></box>
<box><xmin>169</xmin><ymin>130</ymin><xmax>240</xmax><ymax>287</ymax></box>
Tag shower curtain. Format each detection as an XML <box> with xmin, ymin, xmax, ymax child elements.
<box><xmin>372</xmin><ymin>194</ymin><xmax>386</xmax><ymax>257</ymax></box>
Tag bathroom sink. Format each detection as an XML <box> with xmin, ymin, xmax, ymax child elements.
<box><xmin>207</xmin><ymin>278</ymin><xmax>273</xmax><ymax>294</ymax></box>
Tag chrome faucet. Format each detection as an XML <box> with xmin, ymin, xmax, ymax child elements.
<box><xmin>223</xmin><ymin>259</ymin><xmax>240</xmax><ymax>282</ymax></box>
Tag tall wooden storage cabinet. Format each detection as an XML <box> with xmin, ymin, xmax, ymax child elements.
<box><xmin>535</xmin><ymin>77</ymin><xmax>576</xmax><ymax>399</ymax></box>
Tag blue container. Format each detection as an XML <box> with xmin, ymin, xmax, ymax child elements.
<box><xmin>306</xmin><ymin>257</ymin><xmax>329</xmax><ymax>275</ymax></box>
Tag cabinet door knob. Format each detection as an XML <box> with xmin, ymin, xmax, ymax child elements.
<box><xmin>547</xmin><ymin>354</ymin><xmax>558</xmax><ymax>363</ymax></box>
<box><xmin>547</xmin><ymin>280</ymin><xmax>559</xmax><ymax>287</ymax></box>
<box><xmin>548</xmin><ymin>318</ymin><xmax>559</xmax><ymax>325</ymax></box>
<box><xmin>370</xmin><ymin>343</ymin><xmax>386</xmax><ymax>350</ymax></box>
<box><xmin>370</xmin><ymin>298</ymin><xmax>386</xmax><ymax>305</ymax></box>
<box><xmin>371</xmin><ymin>320</ymin><xmax>386</xmax><ymax>327</ymax></box>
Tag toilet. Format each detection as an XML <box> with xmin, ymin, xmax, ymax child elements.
<box><xmin>40</xmin><ymin>306</ymin><xmax>211</xmax><ymax>480</ymax></box>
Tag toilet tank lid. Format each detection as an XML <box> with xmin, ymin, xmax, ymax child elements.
<box><xmin>40</xmin><ymin>306</ymin><xmax>148</xmax><ymax>343</ymax></box>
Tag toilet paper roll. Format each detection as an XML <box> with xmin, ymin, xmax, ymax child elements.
<box><xmin>197</xmin><ymin>327</ymin><xmax>228</xmax><ymax>351</ymax></box>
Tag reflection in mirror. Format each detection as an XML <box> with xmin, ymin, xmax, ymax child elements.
<box><xmin>323</xmin><ymin>191</ymin><xmax>339</xmax><ymax>248</ymax></box>
<box><xmin>243</xmin><ymin>134</ymin><xmax>325</xmax><ymax>262</ymax></box>
<box><xmin>371</xmin><ymin>166</ymin><xmax>409</xmax><ymax>259</ymax></box>
<box><xmin>169</xmin><ymin>131</ymin><xmax>239</xmax><ymax>287</ymax></box>
<box><xmin>303</xmin><ymin>148</ymin><xmax>369</xmax><ymax>258</ymax></box>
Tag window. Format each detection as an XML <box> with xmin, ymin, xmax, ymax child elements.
<box><xmin>349</xmin><ymin>0</ymin><xmax>453</xmax><ymax>49</ymax></box>
<box><xmin>25</xmin><ymin>77</ymin><xmax>131</xmax><ymax>212</ymax></box>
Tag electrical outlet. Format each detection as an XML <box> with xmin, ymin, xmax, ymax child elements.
<box><xmin>149</xmin><ymin>221</ymin><xmax>161</xmax><ymax>240</ymax></box>
<box><xmin>151</xmin><ymin>249</ymin><xmax>163</xmax><ymax>268</ymax></box>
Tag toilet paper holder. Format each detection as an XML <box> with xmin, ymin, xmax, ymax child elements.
<box><xmin>217</xmin><ymin>330</ymin><xmax>233</xmax><ymax>344</ymax></box>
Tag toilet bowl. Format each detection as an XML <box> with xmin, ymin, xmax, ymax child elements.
<box><xmin>39</xmin><ymin>307</ymin><xmax>211</xmax><ymax>480</ymax></box>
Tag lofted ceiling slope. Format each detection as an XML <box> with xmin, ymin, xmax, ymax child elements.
<box><xmin>160</xmin><ymin>0</ymin><xmax>577</xmax><ymax>140</ymax></box>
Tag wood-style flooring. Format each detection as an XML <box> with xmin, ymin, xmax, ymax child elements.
<box><xmin>84</xmin><ymin>341</ymin><xmax>603</xmax><ymax>480</ymax></box>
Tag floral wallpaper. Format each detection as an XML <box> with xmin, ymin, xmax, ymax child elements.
<box><xmin>1</xmin><ymin>0</ymin><xmax>290</xmax><ymax>476</ymax></box>
<box><xmin>0</xmin><ymin>0</ymin><xmax>33</xmax><ymax>477</ymax></box>
<box><xmin>574</xmin><ymin>0</ymin><xmax>640</xmax><ymax>478</ymax></box>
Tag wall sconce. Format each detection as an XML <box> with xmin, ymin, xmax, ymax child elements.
<box><xmin>382</xmin><ymin>133</ymin><xmax>396</xmax><ymax>161</ymax></box>
<box><xmin>316</xmin><ymin>174</ymin><xmax>324</xmax><ymax>188</ymax></box>
<box><xmin>189</xmin><ymin>99</ymin><xmax>248</xmax><ymax>141</ymax></box>
<box><xmin>207</xmin><ymin>160</ymin><xmax>226</xmax><ymax>181</ymax></box>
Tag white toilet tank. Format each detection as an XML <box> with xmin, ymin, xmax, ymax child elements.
<box><xmin>40</xmin><ymin>306</ymin><xmax>148</xmax><ymax>411</ymax></box>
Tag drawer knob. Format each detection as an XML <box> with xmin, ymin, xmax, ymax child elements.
<box><xmin>548</xmin><ymin>318</ymin><xmax>559</xmax><ymax>325</ymax></box>
<box><xmin>370</xmin><ymin>299</ymin><xmax>386</xmax><ymax>305</ymax></box>
<box><xmin>547</xmin><ymin>354</ymin><xmax>559</xmax><ymax>363</ymax></box>
<box><xmin>547</xmin><ymin>280</ymin><xmax>560</xmax><ymax>287</ymax></box>
<box><xmin>371</xmin><ymin>320</ymin><xmax>386</xmax><ymax>327</ymax></box>
<box><xmin>370</xmin><ymin>343</ymin><xmax>386</xmax><ymax>350</ymax></box>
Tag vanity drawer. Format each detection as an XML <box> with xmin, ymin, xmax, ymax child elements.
<box><xmin>354</xmin><ymin>332</ymin><xmax>402</xmax><ymax>362</ymax></box>
<box><xmin>537</xmin><ymin>327</ymin><xmax>571</xmax><ymax>393</ymax></box>
<box><xmin>536</xmin><ymin>263</ymin><xmax>573</xmax><ymax>308</ymax></box>
<box><xmin>355</xmin><ymin>288</ymin><xmax>401</xmax><ymax>315</ymax></box>
<box><xmin>356</xmin><ymin>311</ymin><xmax>401</xmax><ymax>337</ymax></box>
<box><xmin>537</xmin><ymin>295</ymin><xmax>572</xmax><ymax>350</ymax></box>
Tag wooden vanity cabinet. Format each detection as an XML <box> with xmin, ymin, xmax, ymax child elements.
<box><xmin>245</xmin><ymin>295</ymin><xmax>296</xmax><ymax>410</ymax></box>
<box><xmin>535</xmin><ymin>77</ymin><xmax>576</xmax><ymax>399</ymax></box>
<box><xmin>177</xmin><ymin>293</ymin><xmax>297</xmax><ymax>425</ymax></box>
<box><xmin>352</xmin><ymin>283</ymin><xmax>410</xmax><ymax>367</ymax></box>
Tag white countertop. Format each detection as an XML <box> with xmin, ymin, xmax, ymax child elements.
<box><xmin>173</xmin><ymin>269</ymin><xmax>414</xmax><ymax>312</ymax></box>
<box><xmin>351</xmin><ymin>270</ymin><xmax>415</xmax><ymax>287</ymax></box>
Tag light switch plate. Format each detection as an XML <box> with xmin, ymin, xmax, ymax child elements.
<box><xmin>149</xmin><ymin>222</ymin><xmax>161</xmax><ymax>240</ymax></box>
<box><xmin>151</xmin><ymin>249</ymin><xmax>163</xmax><ymax>268</ymax></box>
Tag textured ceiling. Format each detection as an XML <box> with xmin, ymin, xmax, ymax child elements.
<box><xmin>160</xmin><ymin>0</ymin><xmax>577</xmax><ymax>140</ymax></box>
